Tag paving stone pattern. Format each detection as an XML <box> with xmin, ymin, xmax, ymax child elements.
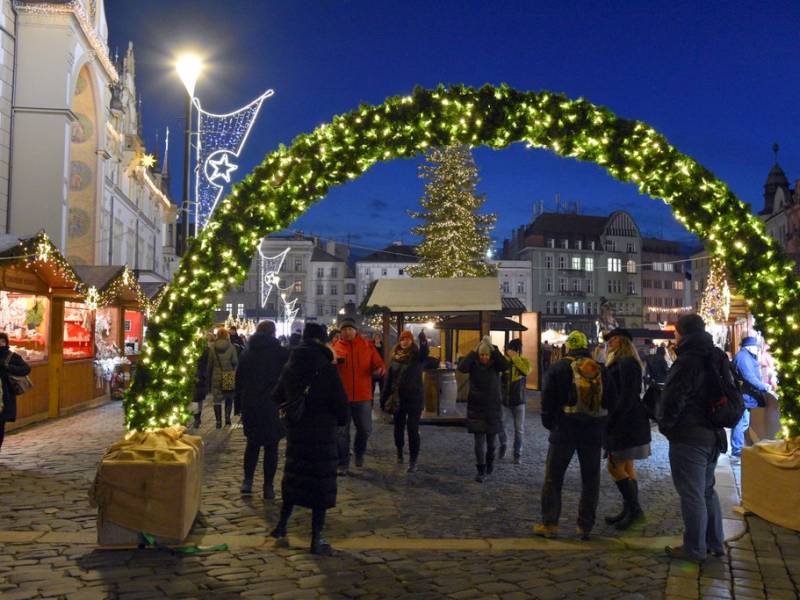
<box><xmin>0</xmin><ymin>399</ymin><xmax>797</xmax><ymax>599</ymax></box>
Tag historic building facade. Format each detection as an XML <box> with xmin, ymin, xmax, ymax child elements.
<box><xmin>7</xmin><ymin>1</ymin><xmax>176</xmax><ymax>281</ymax></box>
<box><xmin>640</xmin><ymin>237</ymin><xmax>689</xmax><ymax>325</ymax></box>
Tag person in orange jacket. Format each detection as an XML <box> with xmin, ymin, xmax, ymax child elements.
<box><xmin>332</xmin><ymin>317</ymin><xmax>385</xmax><ymax>475</ymax></box>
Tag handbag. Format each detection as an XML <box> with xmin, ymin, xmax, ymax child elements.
<box><xmin>3</xmin><ymin>352</ymin><xmax>32</xmax><ymax>396</ymax></box>
<box><xmin>211</xmin><ymin>349</ymin><xmax>236</xmax><ymax>392</ymax></box>
<box><xmin>279</xmin><ymin>374</ymin><xmax>316</xmax><ymax>428</ymax></box>
<box><xmin>641</xmin><ymin>382</ymin><xmax>662</xmax><ymax>421</ymax></box>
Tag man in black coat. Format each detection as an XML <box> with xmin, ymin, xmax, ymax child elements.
<box><xmin>535</xmin><ymin>330</ymin><xmax>616</xmax><ymax>541</ymax></box>
<box><xmin>235</xmin><ymin>320</ymin><xmax>289</xmax><ymax>499</ymax></box>
<box><xmin>658</xmin><ymin>314</ymin><xmax>726</xmax><ymax>564</ymax></box>
<box><xmin>0</xmin><ymin>332</ymin><xmax>32</xmax><ymax>452</ymax></box>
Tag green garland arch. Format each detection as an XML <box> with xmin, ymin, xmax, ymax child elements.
<box><xmin>126</xmin><ymin>84</ymin><xmax>800</xmax><ymax>437</ymax></box>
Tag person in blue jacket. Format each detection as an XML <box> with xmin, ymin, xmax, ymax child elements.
<box><xmin>730</xmin><ymin>336</ymin><xmax>770</xmax><ymax>462</ymax></box>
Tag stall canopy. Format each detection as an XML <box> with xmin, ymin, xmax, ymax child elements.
<box><xmin>0</xmin><ymin>232</ymin><xmax>83</xmax><ymax>296</ymax></box>
<box><xmin>437</xmin><ymin>314</ymin><xmax>527</xmax><ymax>331</ymax></box>
<box><xmin>73</xmin><ymin>265</ymin><xmax>148</xmax><ymax>308</ymax></box>
<box><xmin>141</xmin><ymin>282</ymin><xmax>167</xmax><ymax>312</ymax></box>
<box><xmin>366</xmin><ymin>277</ymin><xmax>501</xmax><ymax>313</ymax></box>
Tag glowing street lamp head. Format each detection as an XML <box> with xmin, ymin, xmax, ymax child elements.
<box><xmin>176</xmin><ymin>54</ymin><xmax>203</xmax><ymax>97</ymax></box>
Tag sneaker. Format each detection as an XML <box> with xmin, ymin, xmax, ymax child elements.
<box><xmin>533</xmin><ymin>524</ymin><xmax>558</xmax><ymax>539</ymax></box>
<box><xmin>240</xmin><ymin>480</ymin><xmax>253</xmax><ymax>494</ymax></box>
<box><xmin>512</xmin><ymin>455</ymin><xmax>521</xmax><ymax>465</ymax></box>
<box><xmin>708</xmin><ymin>547</ymin><xmax>725</xmax><ymax>558</ymax></box>
<box><xmin>310</xmin><ymin>537</ymin><xmax>333</xmax><ymax>556</ymax></box>
<box><xmin>354</xmin><ymin>455</ymin><xmax>364</xmax><ymax>468</ymax></box>
<box><xmin>665</xmin><ymin>545</ymin><xmax>704</xmax><ymax>564</ymax></box>
<box><xmin>269</xmin><ymin>525</ymin><xmax>287</xmax><ymax>539</ymax></box>
<box><xmin>576</xmin><ymin>527</ymin><xmax>591</xmax><ymax>541</ymax></box>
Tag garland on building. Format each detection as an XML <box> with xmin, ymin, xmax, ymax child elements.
<box><xmin>407</xmin><ymin>145</ymin><xmax>496</xmax><ymax>277</ymax></box>
<box><xmin>125</xmin><ymin>84</ymin><xmax>800</xmax><ymax>438</ymax></box>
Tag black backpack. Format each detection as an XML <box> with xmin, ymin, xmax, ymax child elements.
<box><xmin>705</xmin><ymin>348</ymin><xmax>745</xmax><ymax>428</ymax></box>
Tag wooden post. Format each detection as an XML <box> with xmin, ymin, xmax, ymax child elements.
<box><xmin>48</xmin><ymin>298</ymin><xmax>65</xmax><ymax>418</ymax></box>
<box><xmin>396</xmin><ymin>312</ymin><xmax>405</xmax><ymax>338</ymax></box>
<box><xmin>479</xmin><ymin>311</ymin><xmax>491</xmax><ymax>339</ymax></box>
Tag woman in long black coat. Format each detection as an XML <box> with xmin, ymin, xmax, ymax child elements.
<box><xmin>0</xmin><ymin>332</ymin><xmax>32</xmax><ymax>453</ymax></box>
<box><xmin>458</xmin><ymin>336</ymin><xmax>509</xmax><ymax>482</ymax></box>
<box><xmin>269</xmin><ymin>323</ymin><xmax>348</xmax><ymax>555</ymax></box>
<box><xmin>603</xmin><ymin>328</ymin><xmax>651</xmax><ymax>530</ymax></box>
<box><xmin>235</xmin><ymin>321</ymin><xmax>289</xmax><ymax>499</ymax></box>
<box><xmin>381</xmin><ymin>330</ymin><xmax>428</xmax><ymax>472</ymax></box>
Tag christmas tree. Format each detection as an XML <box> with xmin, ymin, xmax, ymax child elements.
<box><xmin>698</xmin><ymin>256</ymin><xmax>731</xmax><ymax>326</ymax></box>
<box><xmin>406</xmin><ymin>145</ymin><xmax>496</xmax><ymax>278</ymax></box>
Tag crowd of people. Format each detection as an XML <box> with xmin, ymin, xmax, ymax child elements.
<box><xmin>189</xmin><ymin>312</ymin><xmax>765</xmax><ymax>563</ymax></box>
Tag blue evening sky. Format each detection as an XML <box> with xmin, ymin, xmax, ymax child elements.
<box><xmin>107</xmin><ymin>0</ymin><xmax>800</xmax><ymax>256</ymax></box>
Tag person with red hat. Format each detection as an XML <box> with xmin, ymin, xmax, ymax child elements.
<box><xmin>382</xmin><ymin>329</ymin><xmax>429</xmax><ymax>472</ymax></box>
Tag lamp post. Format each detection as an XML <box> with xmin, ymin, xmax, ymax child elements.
<box><xmin>175</xmin><ymin>54</ymin><xmax>202</xmax><ymax>254</ymax></box>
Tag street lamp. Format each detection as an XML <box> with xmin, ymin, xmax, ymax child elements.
<box><xmin>175</xmin><ymin>53</ymin><xmax>203</xmax><ymax>253</ymax></box>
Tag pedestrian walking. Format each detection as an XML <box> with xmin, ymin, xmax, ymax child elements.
<box><xmin>372</xmin><ymin>332</ymin><xmax>385</xmax><ymax>403</ymax></box>
<box><xmin>730</xmin><ymin>336</ymin><xmax>770</xmax><ymax>463</ymax></box>
<box><xmin>645</xmin><ymin>346</ymin><xmax>670</xmax><ymax>385</ymax></box>
<box><xmin>382</xmin><ymin>330</ymin><xmax>429</xmax><ymax>472</ymax></box>
<box><xmin>534</xmin><ymin>330</ymin><xmax>615</xmax><ymax>540</ymax></box>
<box><xmin>603</xmin><ymin>328</ymin><xmax>651</xmax><ymax>530</ymax></box>
<box><xmin>229</xmin><ymin>326</ymin><xmax>246</xmax><ymax>356</ymax></box>
<box><xmin>541</xmin><ymin>341</ymin><xmax>552</xmax><ymax>372</ymax></box>
<box><xmin>236</xmin><ymin>321</ymin><xmax>289</xmax><ymax>499</ymax></box>
<box><xmin>270</xmin><ymin>323</ymin><xmax>349</xmax><ymax>555</ymax></box>
<box><xmin>191</xmin><ymin>331</ymin><xmax>215</xmax><ymax>428</ymax></box>
<box><xmin>332</xmin><ymin>317</ymin><xmax>385</xmax><ymax>474</ymax></box>
<box><xmin>208</xmin><ymin>327</ymin><xmax>239</xmax><ymax>428</ymax></box>
<box><xmin>0</xmin><ymin>332</ymin><xmax>31</xmax><ymax>453</ymax></box>
<box><xmin>498</xmin><ymin>338</ymin><xmax>531</xmax><ymax>464</ymax></box>
<box><xmin>458</xmin><ymin>336</ymin><xmax>509</xmax><ymax>483</ymax></box>
<box><xmin>658</xmin><ymin>314</ymin><xmax>727</xmax><ymax>563</ymax></box>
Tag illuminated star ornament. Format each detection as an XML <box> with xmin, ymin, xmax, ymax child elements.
<box><xmin>194</xmin><ymin>89</ymin><xmax>274</xmax><ymax>231</ymax></box>
<box><xmin>258</xmin><ymin>246</ymin><xmax>290</xmax><ymax>308</ymax></box>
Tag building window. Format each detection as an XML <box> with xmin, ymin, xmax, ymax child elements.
<box><xmin>316</xmin><ymin>284</ymin><xmax>324</xmax><ymax>295</ymax></box>
<box><xmin>381</xmin><ymin>268</ymin><xmax>388</xmax><ymax>276</ymax></box>
<box><xmin>626</xmin><ymin>242</ymin><xmax>635</xmax><ymax>253</ymax></box>
<box><xmin>585</xmin><ymin>257</ymin><xmax>594</xmax><ymax>272</ymax></box>
<box><xmin>317</xmin><ymin>267</ymin><xmax>324</xmax><ymax>278</ymax></box>
<box><xmin>586</xmin><ymin>279</ymin><xmax>593</xmax><ymax>293</ymax></box>
<box><xmin>589</xmin><ymin>241</ymin><xmax>596</xmax><ymax>250</ymax></box>
<box><xmin>626</xmin><ymin>260</ymin><xmax>636</xmax><ymax>273</ymax></box>
<box><xmin>516</xmin><ymin>280</ymin><xmax>525</xmax><ymax>294</ymax></box>
<box><xmin>572</xmin><ymin>279</ymin><xmax>581</xmax><ymax>292</ymax></box>
<box><xmin>399</xmin><ymin>269</ymin><xmax>404</xmax><ymax>275</ymax></box>
<box><xmin>571</xmin><ymin>256</ymin><xmax>581</xmax><ymax>270</ymax></box>
<box><xmin>559</xmin><ymin>302</ymin><xmax>564</xmax><ymax>314</ymax></box>
<box><xmin>547</xmin><ymin>238</ymin><xmax>555</xmax><ymax>248</ymax></box>
<box><xmin>559</xmin><ymin>255</ymin><xmax>567</xmax><ymax>269</ymax></box>
<box><xmin>559</xmin><ymin>278</ymin><xmax>567</xmax><ymax>292</ymax></box>
<box><xmin>294</xmin><ymin>280</ymin><xmax>303</xmax><ymax>292</ymax></box>
<box><xmin>607</xmin><ymin>258</ymin><xmax>622</xmax><ymax>272</ymax></box>
<box><xmin>628</xmin><ymin>281</ymin><xmax>636</xmax><ymax>295</ymax></box>
<box><xmin>576</xmin><ymin>240</ymin><xmax>583</xmax><ymax>250</ymax></box>
<box><xmin>502</xmin><ymin>280</ymin><xmax>510</xmax><ymax>293</ymax></box>
<box><xmin>673</xmin><ymin>280</ymin><xmax>684</xmax><ymax>290</ymax></box>
<box><xmin>316</xmin><ymin>303</ymin><xmax>323</xmax><ymax>315</ymax></box>
<box><xmin>237</xmin><ymin>303</ymin><xmax>244</xmax><ymax>317</ymax></box>
<box><xmin>546</xmin><ymin>278</ymin><xmax>553</xmax><ymax>292</ymax></box>
<box><xmin>545</xmin><ymin>255</ymin><xmax>553</xmax><ymax>269</ymax></box>
<box><xmin>331</xmin><ymin>267</ymin><xmax>338</xmax><ymax>278</ymax></box>
<box><xmin>605</xmin><ymin>239</ymin><xmax>616</xmax><ymax>252</ymax></box>
<box><xmin>294</xmin><ymin>259</ymin><xmax>303</xmax><ymax>272</ymax></box>
<box><xmin>545</xmin><ymin>301</ymin><xmax>551</xmax><ymax>314</ymax></box>
<box><xmin>560</xmin><ymin>239</ymin><xmax>569</xmax><ymax>249</ymax></box>
<box><xmin>330</xmin><ymin>284</ymin><xmax>338</xmax><ymax>296</ymax></box>
<box><xmin>225</xmin><ymin>303</ymin><xmax>233</xmax><ymax>315</ymax></box>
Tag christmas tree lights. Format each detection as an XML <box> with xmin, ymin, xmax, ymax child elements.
<box><xmin>125</xmin><ymin>84</ymin><xmax>800</xmax><ymax>439</ymax></box>
<box><xmin>406</xmin><ymin>145</ymin><xmax>496</xmax><ymax>278</ymax></box>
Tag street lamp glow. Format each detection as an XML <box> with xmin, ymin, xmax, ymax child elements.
<box><xmin>176</xmin><ymin>54</ymin><xmax>203</xmax><ymax>97</ymax></box>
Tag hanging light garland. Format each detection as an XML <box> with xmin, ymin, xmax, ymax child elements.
<box><xmin>124</xmin><ymin>84</ymin><xmax>800</xmax><ymax>439</ymax></box>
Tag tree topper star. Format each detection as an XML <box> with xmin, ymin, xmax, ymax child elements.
<box><xmin>207</xmin><ymin>153</ymin><xmax>239</xmax><ymax>183</ymax></box>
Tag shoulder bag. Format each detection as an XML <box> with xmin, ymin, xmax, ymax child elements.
<box><xmin>3</xmin><ymin>352</ymin><xmax>32</xmax><ymax>396</ymax></box>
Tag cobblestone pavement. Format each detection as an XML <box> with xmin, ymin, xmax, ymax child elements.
<box><xmin>0</xmin><ymin>398</ymin><xmax>797</xmax><ymax>599</ymax></box>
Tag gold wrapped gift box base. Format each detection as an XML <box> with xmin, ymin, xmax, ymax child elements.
<box><xmin>89</xmin><ymin>426</ymin><xmax>203</xmax><ymax>545</ymax></box>
<box><xmin>741</xmin><ymin>437</ymin><xmax>800</xmax><ymax>533</ymax></box>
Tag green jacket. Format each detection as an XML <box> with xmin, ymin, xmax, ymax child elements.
<box><xmin>503</xmin><ymin>354</ymin><xmax>532</xmax><ymax>407</ymax></box>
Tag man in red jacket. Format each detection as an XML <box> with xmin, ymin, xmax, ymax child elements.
<box><xmin>333</xmin><ymin>318</ymin><xmax>385</xmax><ymax>474</ymax></box>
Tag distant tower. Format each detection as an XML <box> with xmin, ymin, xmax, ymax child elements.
<box><xmin>762</xmin><ymin>142</ymin><xmax>789</xmax><ymax>215</ymax></box>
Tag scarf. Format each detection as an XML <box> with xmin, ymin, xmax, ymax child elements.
<box><xmin>392</xmin><ymin>343</ymin><xmax>414</xmax><ymax>364</ymax></box>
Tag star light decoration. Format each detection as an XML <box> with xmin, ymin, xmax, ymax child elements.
<box><xmin>126</xmin><ymin>84</ymin><xmax>800</xmax><ymax>440</ymax></box>
<box><xmin>194</xmin><ymin>90</ymin><xmax>274</xmax><ymax>231</ymax></box>
<box><xmin>258</xmin><ymin>247</ymin><xmax>290</xmax><ymax>308</ymax></box>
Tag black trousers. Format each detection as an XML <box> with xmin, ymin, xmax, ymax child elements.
<box><xmin>541</xmin><ymin>442</ymin><xmax>601</xmax><ymax>531</ymax></box>
<box><xmin>243</xmin><ymin>441</ymin><xmax>279</xmax><ymax>488</ymax></box>
<box><xmin>0</xmin><ymin>420</ymin><xmax>5</xmax><ymax>452</ymax></box>
<box><xmin>394</xmin><ymin>406</ymin><xmax>422</xmax><ymax>462</ymax></box>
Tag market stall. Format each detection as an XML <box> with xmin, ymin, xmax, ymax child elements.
<box><xmin>0</xmin><ymin>233</ymin><xmax>84</xmax><ymax>429</ymax></box>
<box><xmin>73</xmin><ymin>266</ymin><xmax>151</xmax><ymax>402</ymax></box>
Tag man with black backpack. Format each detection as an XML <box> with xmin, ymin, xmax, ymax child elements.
<box><xmin>534</xmin><ymin>330</ymin><xmax>616</xmax><ymax>541</ymax></box>
<box><xmin>658</xmin><ymin>313</ymin><xmax>740</xmax><ymax>563</ymax></box>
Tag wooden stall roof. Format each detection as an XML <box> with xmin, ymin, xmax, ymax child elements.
<box><xmin>0</xmin><ymin>232</ymin><xmax>82</xmax><ymax>296</ymax></box>
<box><xmin>436</xmin><ymin>314</ymin><xmax>528</xmax><ymax>331</ymax></box>
<box><xmin>501</xmin><ymin>296</ymin><xmax>527</xmax><ymax>316</ymax></box>
<box><xmin>73</xmin><ymin>265</ymin><xmax>145</xmax><ymax>307</ymax></box>
<box><xmin>140</xmin><ymin>282</ymin><xmax>166</xmax><ymax>300</ymax></box>
<box><xmin>367</xmin><ymin>278</ymin><xmax>502</xmax><ymax>313</ymax></box>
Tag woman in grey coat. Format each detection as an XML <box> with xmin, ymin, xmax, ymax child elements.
<box><xmin>207</xmin><ymin>327</ymin><xmax>239</xmax><ymax>428</ymax></box>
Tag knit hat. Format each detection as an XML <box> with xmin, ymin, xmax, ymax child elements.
<box><xmin>339</xmin><ymin>317</ymin><xmax>357</xmax><ymax>330</ymax></box>
<box><xmin>604</xmin><ymin>328</ymin><xmax>632</xmax><ymax>342</ymax></box>
<box><xmin>477</xmin><ymin>335</ymin><xmax>493</xmax><ymax>355</ymax></box>
<box><xmin>741</xmin><ymin>336</ymin><xmax>758</xmax><ymax>348</ymax></box>
<box><xmin>399</xmin><ymin>330</ymin><xmax>414</xmax><ymax>342</ymax></box>
<box><xmin>565</xmin><ymin>330</ymin><xmax>588</xmax><ymax>350</ymax></box>
<box><xmin>505</xmin><ymin>338</ymin><xmax>522</xmax><ymax>353</ymax></box>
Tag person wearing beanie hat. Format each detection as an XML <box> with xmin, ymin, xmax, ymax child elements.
<box><xmin>604</xmin><ymin>328</ymin><xmax>632</xmax><ymax>343</ymax></box>
<box><xmin>458</xmin><ymin>336</ymin><xmax>510</xmax><ymax>483</ymax></box>
<box><xmin>534</xmin><ymin>330</ymin><xmax>615</xmax><ymax>541</ymax></box>
<box><xmin>603</xmin><ymin>328</ymin><xmax>650</xmax><ymax>531</ymax></box>
<box><xmin>381</xmin><ymin>330</ymin><xmax>429</xmax><ymax>472</ymax></box>
<box><xmin>332</xmin><ymin>316</ymin><xmax>385</xmax><ymax>474</ymax></box>
<box><xmin>731</xmin><ymin>335</ymin><xmax>770</xmax><ymax>462</ymax></box>
<box><xmin>498</xmin><ymin>338</ymin><xmax>531</xmax><ymax>464</ymax></box>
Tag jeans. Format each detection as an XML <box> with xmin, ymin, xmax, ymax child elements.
<box><xmin>473</xmin><ymin>432</ymin><xmax>496</xmax><ymax>465</ymax></box>
<box><xmin>540</xmin><ymin>442</ymin><xmax>601</xmax><ymax>531</ymax></box>
<box><xmin>337</xmin><ymin>401</ymin><xmax>373</xmax><ymax>468</ymax></box>
<box><xmin>394</xmin><ymin>406</ymin><xmax>422</xmax><ymax>462</ymax></box>
<box><xmin>730</xmin><ymin>408</ymin><xmax>751</xmax><ymax>456</ymax></box>
<box><xmin>668</xmin><ymin>442</ymin><xmax>724</xmax><ymax>560</ymax></box>
<box><xmin>498</xmin><ymin>404</ymin><xmax>525</xmax><ymax>456</ymax></box>
<box><xmin>243</xmin><ymin>441</ymin><xmax>279</xmax><ymax>489</ymax></box>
